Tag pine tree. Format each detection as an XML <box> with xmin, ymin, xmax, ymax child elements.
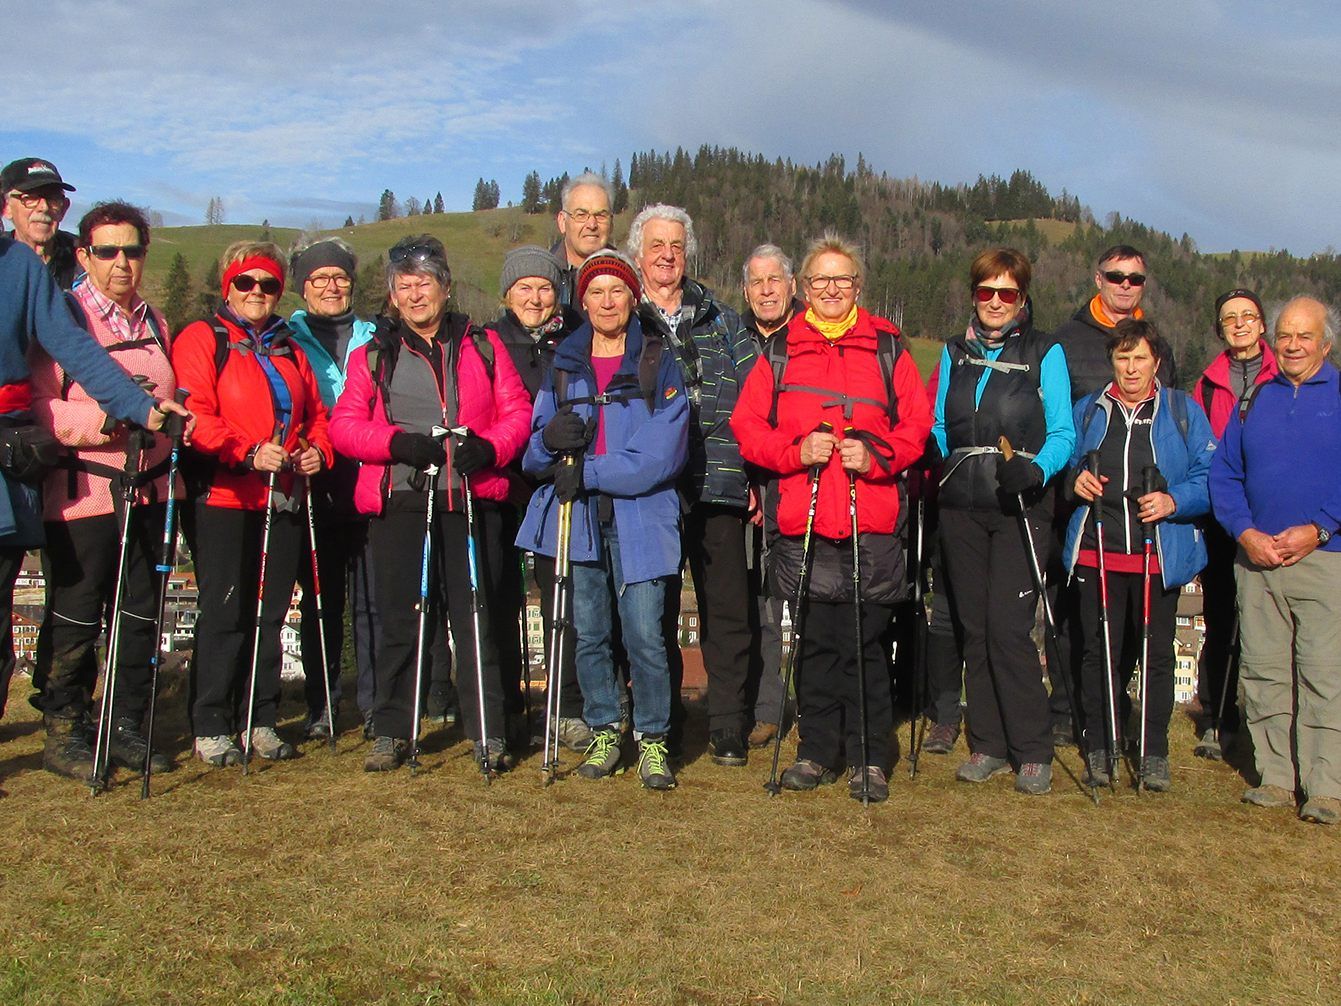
<box><xmin>423</xmin><ymin>194</ymin><xmax>433</xmax><ymax>214</ymax></box>
<box><xmin>344</xmin><ymin>215</ymin><xmax>355</xmax><ymax>228</ymax></box>
<box><xmin>472</xmin><ymin>178</ymin><xmax>488</xmax><ymax>211</ymax></box>
<box><xmin>162</xmin><ymin>253</ymin><xmax>194</xmax><ymax>333</ymax></box>
<box><xmin>521</xmin><ymin>171</ymin><xmax>542</xmax><ymax>214</ymax></box>
<box><xmin>612</xmin><ymin>159</ymin><xmax>629</xmax><ymax>214</ymax></box>
<box><xmin>433</xmin><ymin>192</ymin><xmax>445</xmax><ymax>214</ymax></box>
<box><xmin>204</xmin><ymin>196</ymin><xmax>225</xmax><ymax>226</ymax></box>
<box><xmin>377</xmin><ymin>190</ymin><xmax>399</xmax><ymax>221</ymax></box>
<box><xmin>195</xmin><ymin>259</ymin><xmax>221</xmax><ymax>320</ymax></box>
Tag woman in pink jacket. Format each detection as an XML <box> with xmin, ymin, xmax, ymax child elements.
<box><xmin>330</xmin><ymin>236</ymin><xmax>531</xmax><ymax>774</ymax></box>
<box><xmin>28</xmin><ymin>201</ymin><xmax>178</xmax><ymax>782</ymax></box>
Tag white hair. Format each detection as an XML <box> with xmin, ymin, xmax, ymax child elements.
<box><xmin>1269</xmin><ymin>296</ymin><xmax>1341</xmax><ymax>344</ymax></box>
<box><xmin>625</xmin><ymin>203</ymin><xmax>698</xmax><ymax>263</ymax></box>
<box><xmin>561</xmin><ymin>171</ymin><xmax>613</xmax><ymax>212</ymax></box>
<box><xmin>742</xmin><ymin>243</ymin><xmax>793</xmax><ymax>285</ymax></box>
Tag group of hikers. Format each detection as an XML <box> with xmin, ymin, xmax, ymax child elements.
<box><xmin>2</xmin><ymin>158</ymin><xmax>1338</xmax><ymax>822</ymax></box>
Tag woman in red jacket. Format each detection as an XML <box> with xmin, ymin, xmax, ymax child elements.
<box><xmin>731</xmin><ymin>233</ymin><xmax>932</xmax><ymax>803</ymax></box>
<box><xmin>172</xmin><ymin>241</ymin><xmax>332</xmax><ymax>767</ymax></box>
<box><xmin>330</xmin><ymin>235</ymin><xmax>530</xmax><ymax>774</ymax></box>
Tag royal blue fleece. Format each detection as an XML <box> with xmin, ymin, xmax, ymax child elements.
<box><xmin>1210</xmin><ymin>361</ymin><xmax>1341</xmax><ymax>550</ymax></box>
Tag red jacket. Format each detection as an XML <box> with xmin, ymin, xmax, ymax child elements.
<box><xmin>171</xmin><ymin>313</ymin><xmax>333</xmax><ymax>510</ymax></box>
<box><xmin>329</xmin><ymin>321</ymin><xmax>531</xmax><ymax>516</ymax></box>
<box><xmin>1193</xmin><ymin>340</ymin><xmax>1278</xmax><ymax>439</ymax></box>
<box><xmin>732</xmin><ymin>307</ymin><xmax>932</xmax><ymax>539</ymax></box>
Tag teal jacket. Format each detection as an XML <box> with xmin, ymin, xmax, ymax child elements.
<box><xmin>287</xmin><ymin>310</ymin><xmax>376</xmax><ymax>409</ymax></box>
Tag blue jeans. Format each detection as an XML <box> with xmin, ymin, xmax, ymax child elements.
<box><xmin>572</xmin><ymin>520</ymin><xmax>671</xmax><ymax>737</ymax></box>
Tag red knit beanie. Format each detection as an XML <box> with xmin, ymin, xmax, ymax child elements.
<box><xmin>577</xmin><ymin>250</ymin><xmax>641</xmax><ymax>303</ymax></box>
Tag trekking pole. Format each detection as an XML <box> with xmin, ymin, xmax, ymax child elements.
<box><xmin>1210</xmin><ymin>609</ymin><xmax>1240</xmax><ymax>752</ymax></box>
<box><xmin>1086</xmin><ymin>451</ymin><xmax>1121</xmax><ymax>794</ymax></box>
<box><xmin>998</xmin><ymin>437</ymin><xmax>1096</xmax><ymax>804</ymax></box>
<box><xmin>142</xmin><ymin>388</ymin><xmax>188</xmax><ymax>799</ymax></box>
<box><xmin>90</xmin><ymin>425</ymin><xmax>151</xmax><ymax>796</ymax></box>
<box><xmin>1136</xmin><ymin>465</ymin><xmax>1159</xmax><ymax>794</ymax></box>
<box><xmin>844</xmin><ymin>427</ymin><xmax>871</xmax><ymax>806</ymax></box>
<box><xmin>765</xmin><ymin>421</ymin><xmax>832</xmax><ymax>797</ymax></box>
<box><xmin>542</xmin><ymin>458</ymin><xmax>575</xmax><ymax>786</ymax></box>
<box><xmin>451</xmin><ymin>426</ymin><xmax>494</xmax><ymax>784</ymax></box>
<box><xmin>909</xmin><ymin>493</ymin><xmax>928</xmax><ymax>779</ymax></box>
<box><xmin>407</xmin><ymin>426</ymin><xmax>449</xmax><ymax>776</ymax></box>
<box><xmin>299</xmin><ymin>436</ymin><xmax>337</xmax><ymax>752</ymax></box>
<box><xmin>242</xmin><ymin>428</ymin><xmax>283</xmax><ymax>776</ymax></box>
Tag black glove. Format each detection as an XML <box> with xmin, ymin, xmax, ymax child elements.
<box><xmin>542</xmin><ymin>409</ymin><xmax>591</xmax><ymax>453</ymax></box>
<box><xmin>453</xmin><ymin>432</ymin><xmax>496</xmax><ymax>475</ymax></box>
<box><xmin>553</xmin><ymin>455</ymin><xmax>585</xmax><ymax>504</ymax></box>
<box><xmin>996</xmin><ymin>455</ymin><xmax>1042</xmax><ymax>494</ymax></box>
<box><xmin>1125</xmin><ymin>469</ymin><xmax>1169</xmax><ymax>505</ymax></box>
<box><xmin>389</xmin><ymin>431</ymin><xmax>446</xmax><ymax>470</ymax></box>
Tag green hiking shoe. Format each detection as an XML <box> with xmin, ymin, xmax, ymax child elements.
<box><xmin>576</xmin><ymin>728</ymin><xmax>624</xmax><ymax>779</ymax></box>
<box><xmin>637</xmin><ymin>734</ymin><xmax>676</xmax><ymax>790</ymax></box>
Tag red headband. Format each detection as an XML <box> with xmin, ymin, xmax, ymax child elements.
<box><xmin>221</xmin><ymin>255</ymin><xmax>285</xmax><ymax>300</ymax></box>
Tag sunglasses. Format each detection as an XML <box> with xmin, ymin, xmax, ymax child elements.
<box><xmin>232</xmin><ymin>275</ymin><xmax>282</xmax><ymax>295</ymax></box>
<box><xmin>973</xmin><ymin>285</ymin><xmax>1021</xmax><ymax>305</ymax></box>
<box><xmin>389</xmin><ymin>243</ymin><xmax>445</xmax><ymax>265</ymax></box>
<box><xmin>1101</xmin><ymin>270</ymin><xmax>1146</xmax><ymax>287</ymax></box>
<box><xmin>87</xmin><ymin>244</ymin><xmax>147</xmax><ymax>261</ymax></box>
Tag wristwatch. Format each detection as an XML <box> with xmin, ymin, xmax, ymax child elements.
<box><xmin>1315</xmin><ymin>523</ymin><xmax>1332</xmax><ymax>546</ymax></box>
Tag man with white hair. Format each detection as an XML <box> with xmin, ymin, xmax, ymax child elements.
<box><xmin>628</xmin><ymin>203</ymin><xmax>758</xmax><ymax>766</ymax></box>
<box><xmin>1210</xmin><ymin>295</ymin><xmax>1341</xmax><ymax>824</ymax></box>
<box><xmin>552</xmin><ymin>172</ymin><xmax>614</xmax><ymax>306</ymax></box>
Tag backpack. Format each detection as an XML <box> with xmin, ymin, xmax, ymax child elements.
<box><xmin>764</xmin><ymin>327</ymin><xmax>902</xmax><ymax>426</ymax></box>
<box><xmin>552</xmin><ymin>331</ymin><xmax>665</xmax><ymax>414</ymax></box>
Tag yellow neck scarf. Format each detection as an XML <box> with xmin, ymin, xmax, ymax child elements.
<box><xmin>805</xmin><ymin>304</ymin><xmax>859</xmax><ymax>342</ymax></box>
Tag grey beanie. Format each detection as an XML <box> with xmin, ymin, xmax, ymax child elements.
<box><xmin>291</xmin><ymin>239</ymin><xmax>357</xmax><ymax>291</ymax></box>
<box><xmin>500</xmin><ymin>245</ymin><xmax>563</xmax><ymax>298</ymax></box>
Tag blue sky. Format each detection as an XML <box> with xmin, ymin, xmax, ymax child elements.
<box><xmin>3</xmin><ymin>1</ymin><xmax>1338</xmax><ymax>254</ymax></box>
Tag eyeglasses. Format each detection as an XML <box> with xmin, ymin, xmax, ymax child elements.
<box><xmin>231</xmin><ymin>275</ymin><xmax>282</xmax><ymax>295</ymax></box>
<box><xmin>7</xmin><ymin>190</ymin><xmax>68</xmax><ymax>209</ymax></box>
<box><xmin>85</xmin><ymin>242</ymin><xmax>146</xmax><ymax>260</ymax></box>
<box><xmin>307</xmin><ymin>274</ymin><xmax>352</xmax><ymax>290</ymax></box>
<box><xmin>973</xmin><ymin>285</ymin><xmax>1021</xmax><ymax>305</ymax></box>
<box><xmin>1101</xmin><ymin>270</ymin><xmax>1146</xmax><ymax>287</ymax></box>
<box><xmin>389</xmin><ymin>243</ymin><xmax>445</xmax><ymax>266</ymax></box>
<box><xmin>806</xmin><ymin>275</ymin><xmax>856</xmax><ymax>291</ymax></box>
<box><xmin>1220</xmin><ymin>311</ymin><xmax>1260</xmax><ymax>327</ymax></box>
<box><xmin>565</xmin><ymin>209</ymin><xmax>612</xmax><ymax>224</ymax></box>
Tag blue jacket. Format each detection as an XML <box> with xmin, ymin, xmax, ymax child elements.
<box><xmin>0</xmin><ymin>238</ymin><xmax>154</xmax><ymax>544</ymax></box>
<box><xmin>287</xmin><ymin>310</ymin><xmax>376</xmax><ymax>409</ymax></box>
<box><xmin>516</xmin><ymin>315</ymin><xmax>688</xmax><ymax>586</ymax></box>
<box><xmin>1064</xmin><ymin>384</ymin><xmax>1215</xmax><ymax>589</ymax></box>
<box><xmin>1210</xmin><ymin>361</ymin><xmax>1341</xmax><ymax>550</ymax></box>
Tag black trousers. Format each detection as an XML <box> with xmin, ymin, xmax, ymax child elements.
<box><xmin>683</xmin><ymin>503</ymin><xmax>755</xmax><ymax>733</ymax></box>
<box><xmin>190</xmin><ymin>501</ymin><xmax>302</xmax><ymax>737</ymax></box>
<box><xmin>34</xmin><ymin>508</ymin><xmax>163</xmax><ymax>721</ymax></box>
<box><xmin>923</xmin><ymin>543</ymin><xmax>964</xmax><ymax>726</ymax></box>
<box><xmin>940</xmin><ymin>508</ymin><xmax>1053</xmax><ymax>765</ymax></box>
<box><xmin>1046</xmin><ymin>518</ymin><xmax>1085</xmax><ymax>733</ymax></box>
<box><xmin>796</xmin><ymin>598</ymin><xmax>894</xmax><ymax>771</ymax></box>
<box><xmin>1075</xmin><ymin>562</ymin><xmax>1178</xmax><ymax>758</ymax></box>
<box><xmin>533</xmin><ymin>550</ymin><xmax>582</xmax><ymax>717</ymax></box>
<box><xmin>486</xmin><ymin>506</ymin><xmax>528</xmax><ymax>718</ymax></box>
<box><xmin>296</xmin><ymin>506</ymin><xmax>352</xmax><ymax>720</ymax></box>
<box><xmin>0</xmin><ymin>545</ymin><xmax>21</xmax><ymax>716</ymax></box>
<box><xmin>367</xmin><ymin>492</ymin><xmax>504</xmax><ymax>742</ymax></box>
<box><xmin>1197</xmin><ymin>521</ymin><xmax>1240</xmax><ymax>732</ymax></box>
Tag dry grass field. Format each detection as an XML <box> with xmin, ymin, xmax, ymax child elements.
<box><xmin>0</xmin><ymin>672</ymin><xmax>1337</xmax><ymax>1006</ymax></box>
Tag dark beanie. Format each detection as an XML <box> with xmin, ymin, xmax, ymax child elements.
<box><xmin>1214</xmin><ymin>288</ymin><xmax>1265</xmax><ymax>332</ymax></box>
<box><xmin>577</xmin><ymin>250</ymin><xmax>641</xmax><ymax>303</ymax></box>
<box><xmin>500</xmin><ymin>245</ymin><xmax>563</xmax><ymax>298</ymax></box>
<box><xmin>291</xmin><ymin>240</ymin><xmax>357</xmax><ymax>291</ymax></box>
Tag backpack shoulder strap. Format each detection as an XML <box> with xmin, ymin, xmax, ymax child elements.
<box><xmin>1170</xmin><ymin>388</ymin><xmax>1189</xmax><ymax>442</ymax></box>
<box><xmin>876</xmin><ymin>329</ymin><xmax>902</xmax><ymax>423</ymax></box>
<box><xmin>766</xmin><ymin>335</ymin><xmax>788</xmax><ymax>426</ymax></box>
<box><xmin>638</xmin><ymin>329</ymin><xmax>664</xmax><ymax>411</ymax></box>
<box><xmin>1237</xmin><ymin>382</ymin><xmax>1265</xmax><ymax>425</ymax></box>
<box><xmin>470</xmin><ymin>326</ymin><xmax>495</xmax><ymax>381</ymax></box>
<box><xmin>211</xmin><ymin>323</ymin><xmax>232</xmax><ymax>377</ymax></box>
<box><xmin>1199</xmin><ymin>379</ymin><xmax>1214</xmax><ymax>418</ymax></box>
<box><xmin>1081</xmin><ymin>395</ymin><xmax>1102</xmax><ymax>437</ymax></box>
<box><xmin>61</xmin><ymin>293</ymin><xmax>90</xmax><ymax>399</ymax></box>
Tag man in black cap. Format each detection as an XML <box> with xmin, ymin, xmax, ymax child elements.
<box><xmin>1</xmin><ymin>158</ymin><xmax>78</xmax><ymax>289</ymax></box>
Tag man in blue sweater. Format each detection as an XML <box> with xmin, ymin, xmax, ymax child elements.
<box><xmin>1210</xmin><ymin>295</ymin><xmax>1341</xmax><ymax>825</ymax></box>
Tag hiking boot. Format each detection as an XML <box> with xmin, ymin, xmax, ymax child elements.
<box><xmin>472</xmin><ymin>737</ymin><xmax>514</xmax><ymax>774</ymax></box>
<box><xmin>248</xmin><ymin>726</ymin><xmax>297</xmax><ymax>761</ymax></box>
<box><xmin>956</xmin><ymin>752</ymin><xmax>1011</xmax><ymax>784</ymax></box>
<box><xmin>194</xmin><ymin>734</ymin><xmax>242</xmax><ymax>767</ymax></box>
<box><xmin>1193</xmin><ymin>727</ymin><xmax>1224</xmax><ymax>761</ymax></box>
<box><xmin>921</xmin><ymin>721</ymin><xmax>959</xmax><ymax>755</ymax></box>
<box><xmin>42</xmin><ymin>714</ymin><xmax>95</xmax><ymax>780</ymax></box>
<box><xmin>1015</xmin><ymin>762</ymin><xmax>1052</xmax><ymax>795</ymax></box>
<box><xmin>709</xmin><ymin>728</ymin><xmax>747</xmax><ymax>767</ymax></box>
<box><xmin>425</xmin><ymin>690</ymin><xmax>457</xmax><ymax>726</ymax></box>
<box><xmin>557</xmin><ymin>716</ymin><xmax>593</xmax><ymax>752</ymax></box>
<box><xmin>108</xmin><ymin>718</ymin><xmax>173</xmax><ymax>774</ymax></box>
<box><xmin>848</xmin><ymin>765</ymin><xmax>889</xmax><ymax>804</ymax></box>
<box><xmin>1052</xmin><ymin>723</ymin><xmax>1077</xmax><ymax>748</ymax></box>
<box><xmin>1299</xmin><ymin>796</ymin><xmax>1341</xmax><ymax>825</ymax></box>
<box><xmin>637</xmin><ymin>735</ymin><xmax>676</xmax><ymax>790</ymax></box>
<box><xmin>1242</xmin><ymin>784</ymin><xmax>1294</xmax><ymax>809</ymax></box>
<box><xmin>747</xmin><ymin>721</ymin><xmax>779</xmax><ymax>749</ymax></box>
<box><xmin>1141</xmin><ymin>755</ymin><xmax>1171</xmax><ymax>792</ymax></box>
<box><xmin>1084</xmin><ymin>749</ymin><xmax>1111</xmax><ymax>788</ymax></box>
<box><xmin>780</xmin><ymin>759</ymin><xmax>838</xmax><ymax>791</ymax></box>
<box><xmin>364</xmin><ymin>735</ymin><xmax>408</xmax><ymax>772</ymax></box>
<box><xmin>305</xmin><ymin>710</ymin><xmax>335</xmax><ymax>741</ymax></box>
<box><xmin>576</xmin><ymin>728</ymin><xmax>623</xmax><ymax>779</ymax></box>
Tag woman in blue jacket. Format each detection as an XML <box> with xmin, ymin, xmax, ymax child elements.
<box><xmin>517</xmin><ymin>251</ymin><xmax>688</xmax><ymax>790</ymax></box>
<box><xmin>1064</xmin><ymin>319</ymin><xmax>1214</xmax><ymax>792</ymax></box>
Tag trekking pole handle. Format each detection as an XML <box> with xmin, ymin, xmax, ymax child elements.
<box><xmin>1142</xmin><ymin>465</ymin><xmax>1159</xmax><ymax>496</ymax></box>
<box><xmin>998</xmin><ymin>435</ymin><xmax>1015</xmax><ymax>461</ymax></box>
<box><xmin>1084</xmin><ymin>450</ymin><xmax>1101</xmax><ymax>478</ymax></box>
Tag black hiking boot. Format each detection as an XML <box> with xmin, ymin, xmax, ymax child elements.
<box><xmin>108</xmin><ymin>717</ymin><xmax>173</xmax><ymax>774</ymax></box>
<box><xmin>709</xmin><ymin>728</ymin><xmax>747</xmax><ymax>767</ymax></box>
<box><xmin>42</xmin><ymin>714</ymin><xmax>94</xmax><ymax>781</ymax></box>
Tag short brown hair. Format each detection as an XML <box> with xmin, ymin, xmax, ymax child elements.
<box><xmin>969</xmin><ymin>247</ymin><xmax>1031</xmax><ymax>296</ymax></box>
<box><xmin>1106</xmin><ymin>318</ymin><xmax>1171</xmax><ymax>365</ymax></box>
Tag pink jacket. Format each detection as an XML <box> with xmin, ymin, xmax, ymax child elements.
<box><xmin>330</xmin><ymin>322</ymin><xmax>532</xmax><ymax>516</ymax></box>
<box><xmin>1192</xmin><ymin>340</ymin><xmax>1278</xmax><ymax>439</ymax></box>
<box><xmin>30</xmin><ymin>286</ymin><xmax>180</xmax><ymax>521</ymax></box>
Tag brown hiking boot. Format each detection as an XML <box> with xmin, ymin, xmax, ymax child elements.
<box><xmin>747</xmin><ymin>722</ymin><xmax>779</xmax><ymax>749</ymax></box>
<box><xmin>43</xmin><ymin>714</ymin><xmax>94</xmax><ymax>781</ymax></box>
